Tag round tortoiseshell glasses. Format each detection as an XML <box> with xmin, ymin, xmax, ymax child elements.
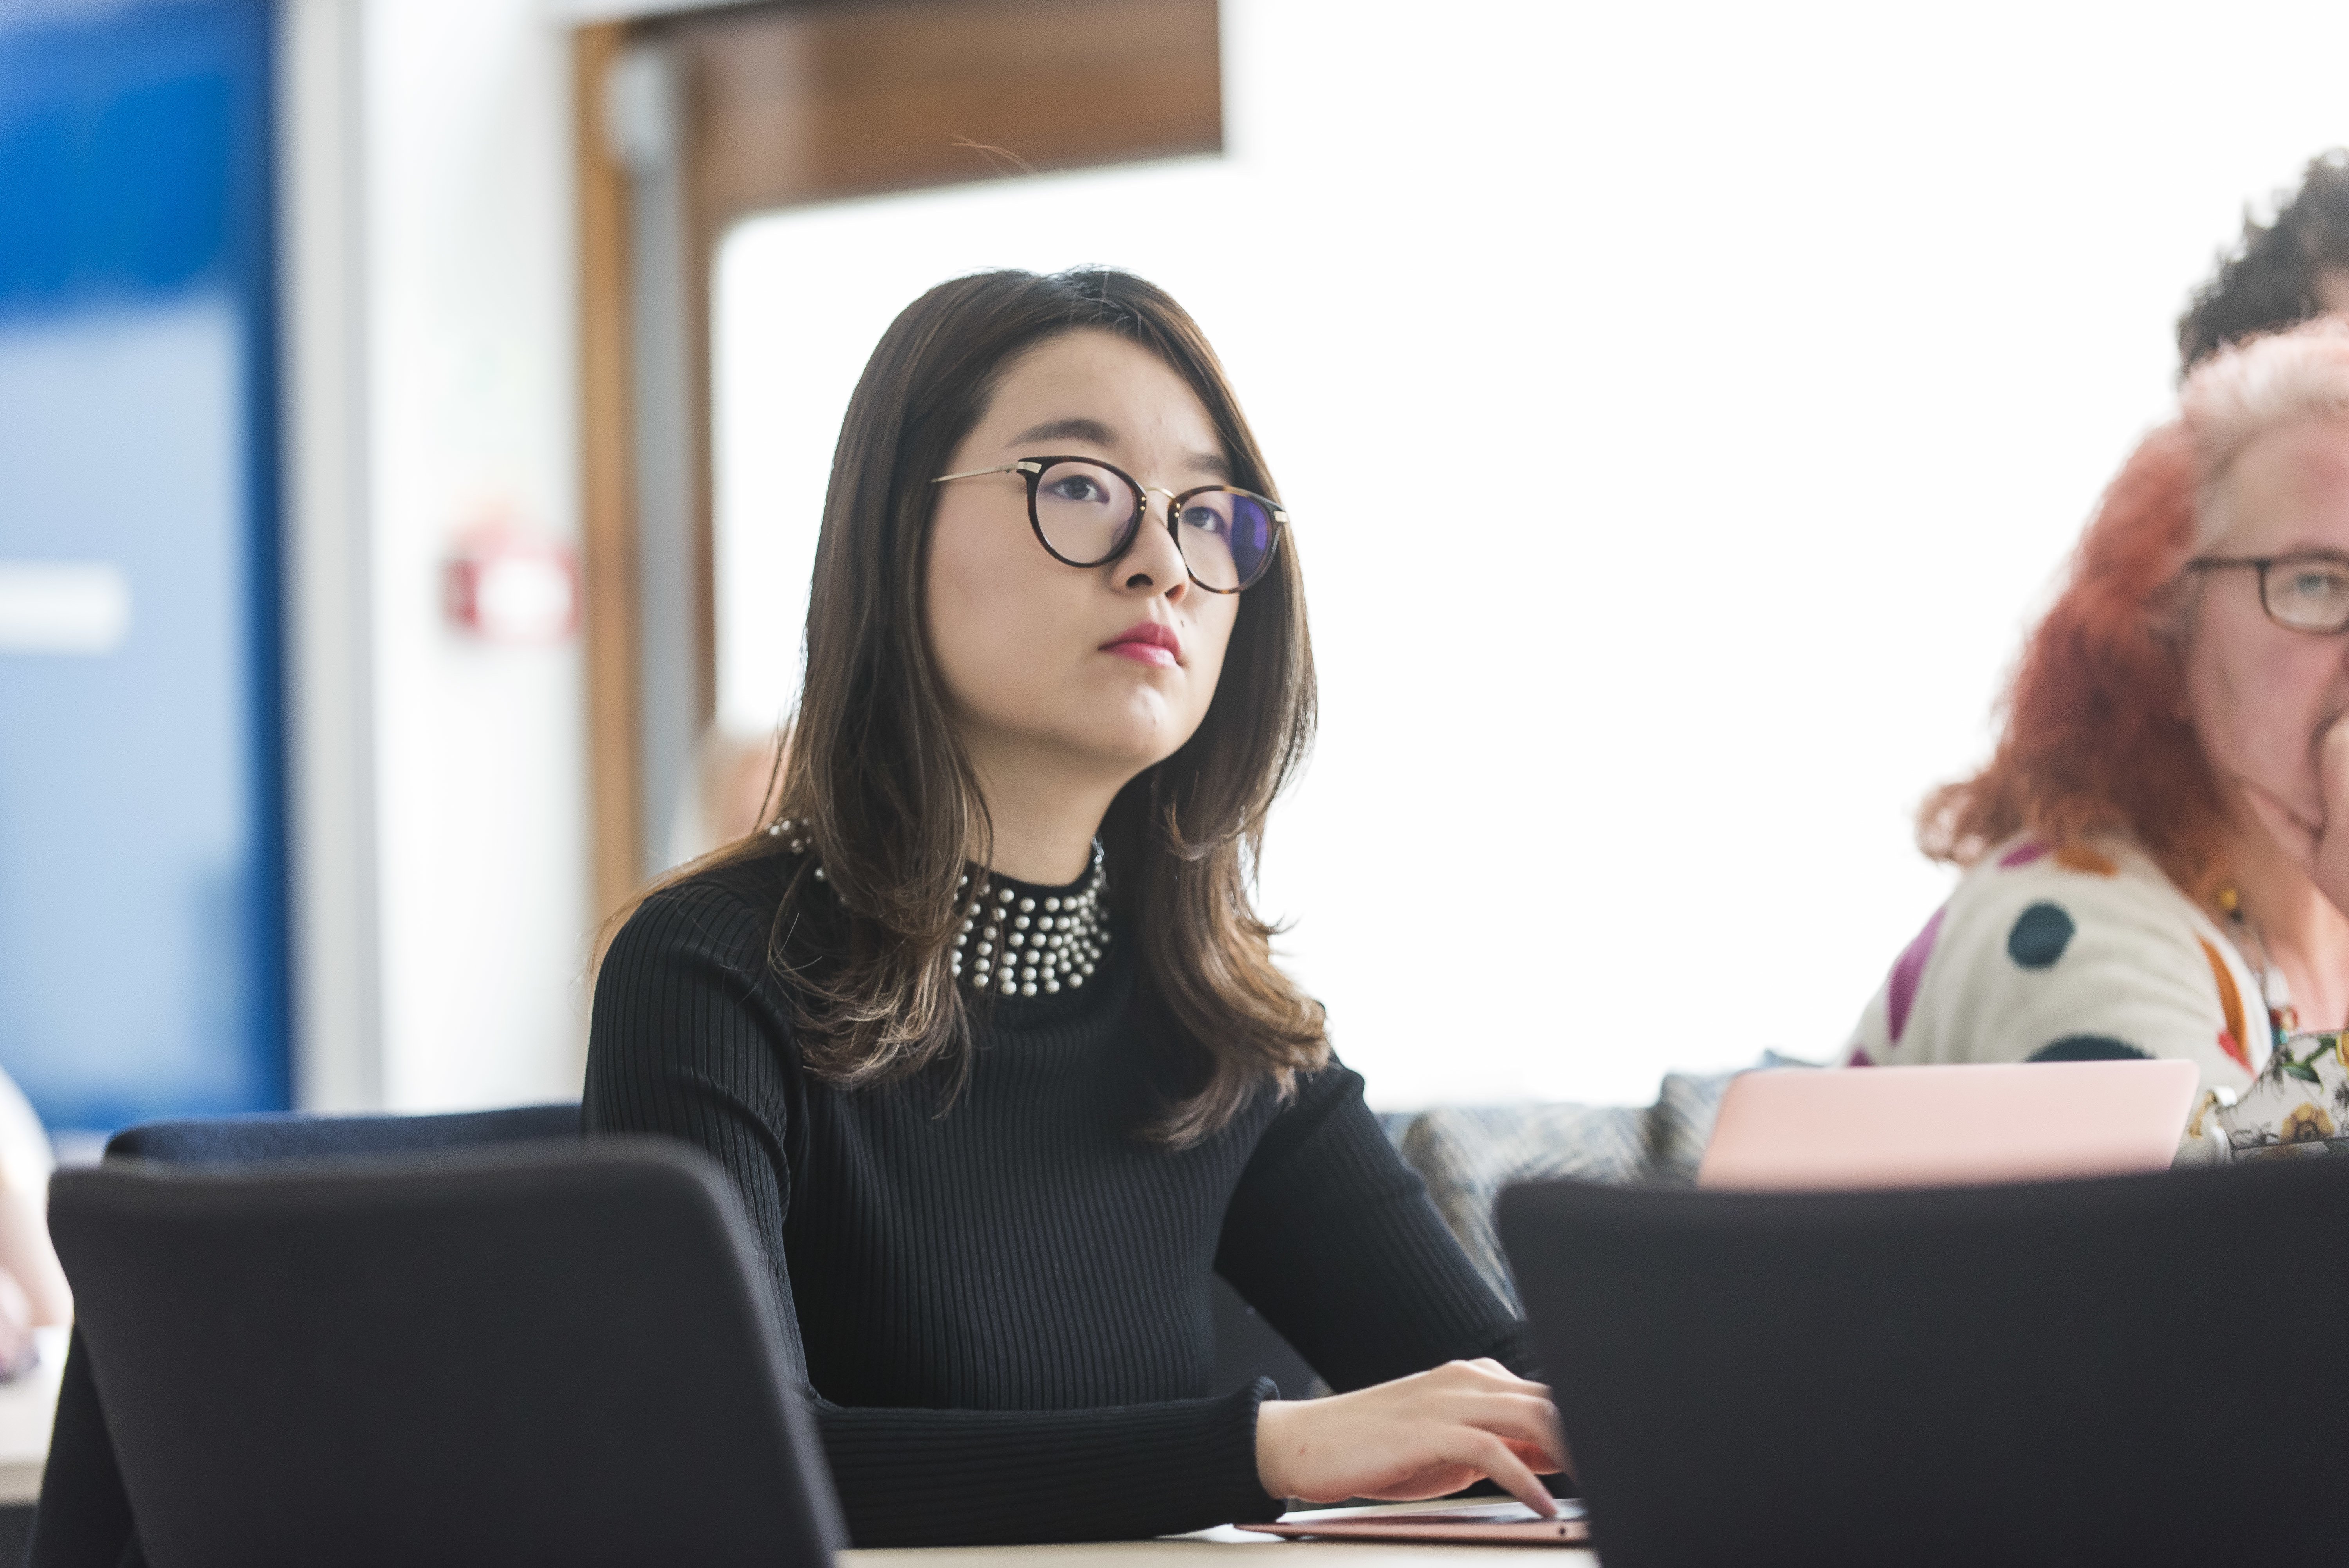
<box><xmin>932</xmin><ymin>455</ymin><xmax>1288</xmax><ymax>593</ymax></box>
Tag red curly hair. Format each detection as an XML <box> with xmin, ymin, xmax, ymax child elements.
<box><xmin>1920</xmin><ymin>426</ymin><xmax>2225</xmax><ymax>893</ymax></box>
<box><xmin>1922</xmin><ymin>318</ymin><xmax>2349</xmax><ymax>897</ymax></box>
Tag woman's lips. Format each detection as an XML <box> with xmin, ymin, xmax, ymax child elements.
<box><xmin>1101</xmin><ymin>622</ymin><xmax>1182</xmax><ymax>668</ymax></box>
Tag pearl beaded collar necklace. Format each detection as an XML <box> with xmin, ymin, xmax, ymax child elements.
<box><xmin>765</xmin><ymin>818</ymin><xmax>1111</xmax><ymax>999</ymax></box>
<box><xmin>953</xmin><ymin>839</ymin><xmax>1110</xmax><ymax>998</ymax></box>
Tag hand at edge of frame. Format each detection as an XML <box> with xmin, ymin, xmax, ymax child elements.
<box><xmin>2239</xmin><ymin>713</ymin><xmax>2349</xmax><ymax>918</ymax></box>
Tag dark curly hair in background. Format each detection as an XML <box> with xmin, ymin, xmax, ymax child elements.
<box><xmin>2178</xmin><ymin>148</ymin><xmax>2349</xmax><ymax>372</ymax></box>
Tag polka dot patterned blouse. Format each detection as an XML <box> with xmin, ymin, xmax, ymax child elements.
<box><xmin>1846</xmin><ymin>835</ymin><xmax>2268</xmax><ymax>1161</ymax></box>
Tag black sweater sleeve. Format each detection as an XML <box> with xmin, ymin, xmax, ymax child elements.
<box><xmin>583</xmin><ymin>879</ymin><xmax>1282</xmax><ymax>1547</ymax></box>
<box><xmin>1214</xmin><ymin>1063</ymin><xmax>1531</xmax><ymax>1391</ymax></box>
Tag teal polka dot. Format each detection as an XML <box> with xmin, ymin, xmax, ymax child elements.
<box><xmin>2007</xmin><ymin>903</ymin><xmax>2075</xmax><ymax>969</ymax></box>
<box><xmin>2029</xmin><ymin>1035</ymin><xmax>2148</xmax><ymax>1062</ymax></box>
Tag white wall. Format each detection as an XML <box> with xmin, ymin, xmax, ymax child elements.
<box><xmin>343</xmin><ymin>0</ymin><xmax>589</xmax><ymax>1110</ymax></box>
<box><xmin>712</xmin><ymin>0</ymin><xmax>2349</xmax><ymax>1109</ymax></box>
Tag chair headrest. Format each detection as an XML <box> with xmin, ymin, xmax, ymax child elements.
<box><xmin>51</xmin><ymin>1139</ymin><xmax>842</xmax><ymax>1568</ymax></box>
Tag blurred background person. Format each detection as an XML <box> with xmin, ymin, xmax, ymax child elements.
<box><xmin>664</xmin><ymin>724</ymin><xmax>788</xmax><ymax>869</ymax></box>
<box><xmin>2179</xmin><ymin>148</ymin><xmax>2349</xmax><ymax>371</ymax></box>
<box><xmin>1847</xmin><ymin>319</ymin><xmax>2349</xmax><ymax>1159</ymax></box>
<box><xmin>0</xmin><ymin>1061</ymin><xmax>74</xmax><ymax>1382</ymax></box>
<box><xmin>0</xmin><ymin>1066</ymin><xmax>68</xmax><ymax>1377</ymax></box>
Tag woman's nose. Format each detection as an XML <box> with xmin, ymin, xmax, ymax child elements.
<box><xmin>1115</xmin><ymin>495</ymin><xmax>1189</xmax><ymax>597</ymax></box>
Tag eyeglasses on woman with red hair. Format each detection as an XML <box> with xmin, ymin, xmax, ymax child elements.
<box><xmin>1849</xmin><ymin>317</ymin><xmax>2349</xmax><ymax>1160</ymax></box>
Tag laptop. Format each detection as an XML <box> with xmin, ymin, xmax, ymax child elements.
<box><xmin>1698</xmin><ymin>1059</ymin><xmax>2201</xmax><ymax>1190</ymax></box>
<box><xmin>1237</xmin><ymin>1499</ymin><xmax>1589</xmax><ymax>1544</ymax></box>
<box><xmin>1241</xmin><ymin>1060</ymin><xmax>2204</xmax><ymax>1550</ymax></box>
<box><xmin>1497</xmin><ymin>1148</ymin><xmax>2349</xmax><ymax>1566</ymax></box>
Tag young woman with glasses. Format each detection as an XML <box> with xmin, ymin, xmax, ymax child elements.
<box><xmin>586</xmin><ymin>269</ymin><xmax>1564</xmax><ymax>1547</ymax></box>
<box><xmin>1849</xmin><ymin>318</ymin><xmax>2349</xmax><ymax>1158</ymax></box>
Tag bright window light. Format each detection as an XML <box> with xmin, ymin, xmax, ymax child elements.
<box><xmin>713</xmin><ymin>0</ymin><xmax>2349</xmax><ymax>1108</ymax></box>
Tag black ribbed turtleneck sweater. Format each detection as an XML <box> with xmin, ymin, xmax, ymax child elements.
<box><xmin>583</xmin><ymin>852</ymin><xmax>1525</xmax><ymax>1548</ymax></box>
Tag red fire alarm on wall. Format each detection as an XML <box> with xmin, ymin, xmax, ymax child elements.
<box><xmin>443</xmin><ymin>516</ymin><xmax>579</xmax><ymax>644</ymax></box>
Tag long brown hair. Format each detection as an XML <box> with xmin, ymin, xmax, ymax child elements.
<box><xmin>645</xmin><ymin>268</ymin><xmax>1326</xmax><ymax>1145</ymax></box>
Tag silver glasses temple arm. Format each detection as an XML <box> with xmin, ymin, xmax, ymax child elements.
<box><xmin>931</xmin><ymin>461</ymin><xmax>1043</xmax><ymax>485</ymax></box>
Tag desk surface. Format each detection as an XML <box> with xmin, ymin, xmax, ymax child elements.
<box><xmin>842</xmin><ymin>1504</ymin><xmax>1599</xmax><ymax>1565</ymax></box>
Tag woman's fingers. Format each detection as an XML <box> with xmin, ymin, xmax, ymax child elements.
<box><xmin>1443</xmin><ymin>1429</ymin><xmax>1558</xmax><ymax>1517</ymax></box>
<box><xmin>2240</xmin><ymin>773</ymin><xmax>2321</xmax><ymax>872</ymax></box>
<box><xmin>2319</xmin><ymin>708</ymin><xmax>2349</xmax><ymax>797</ymax></box>
<box><xmin>1442</xmin><ymin>1391</ymin><xmax>1567</xmax><ymax>1468</ymax></box>
<box><xmin>2312</xmin><ymin>720</ymin><xmax>2349</xmax><ymax>913</ymax></box>
<box><xmin>1427</xmin><ymin>1364</ymin><xmax>1568</xmax><ymax>1472</ymax></box>
<box><xmin>1503</xmin><ymin>1438</ymin><xmax>1562</xmax><ymax>1472</ymax></box>
<box><xmin>1253</xmin><ymin>1362</ymin><xmax>1571</xmax><ymax>1510</ymax></box>
<box><xmin>1463</xmin><ymin>1358</ymin><xmax>1553</xmax><ymax>1397</ymax></box>
<box><xmin>1440</xmin><ymin>1364</ymin><xmax>1575</xmax><ymax>1480</ymax></box>
<box><xmin>2243</xmin><ymin>761</ymin><xmax>2349</xmax><ymax>916</ymax></box>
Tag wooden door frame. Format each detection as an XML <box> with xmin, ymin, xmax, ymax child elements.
<box><xmin>571</xmin><ymin>0</ymin><xmax>1220</xmax><ymax>922</ymax></box>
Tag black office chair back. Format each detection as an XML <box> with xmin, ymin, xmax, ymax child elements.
<box><xmin>1499</xmin><ymin>1159</ymin><xmax>2349</xmax><ymax>1568</ymax></box>
<box><xmin>34</xmin><ymin>1105</ymin><xmax>587</xmax><ymax>1566</ymax></box>
<box><xmin>47</xmin><ymin>1141</ymin><xmax>842</xmax><ymax>1568</ymax></box>
<box><xmin>103</xmin><ymin>1103</ymin><xmax>580</xmax><ymax>1164</ymax></box>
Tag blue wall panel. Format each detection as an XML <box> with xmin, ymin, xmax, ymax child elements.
<box><xmin>0</xmin><ymin>0</ymin><xmax>287</xmax><ymax>1130</ymax></box>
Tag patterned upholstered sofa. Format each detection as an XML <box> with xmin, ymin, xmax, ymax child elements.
<box><xmin>1378</xmin><ymin>1062</ymin><xmax>1811</xmax><ymax>1309</ymax></box>
<box><xmin>1216</xmin><ymin>1061</ymin><xmax>1797</xmax><ymax>1395</ymax></box>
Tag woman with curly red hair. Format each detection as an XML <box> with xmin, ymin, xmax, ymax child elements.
<box><xmin>1849</xmin><ymin>318</ymin><xmax>2349</xmax><ymax>1158</ymax></box>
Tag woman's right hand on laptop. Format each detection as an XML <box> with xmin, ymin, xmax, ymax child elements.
<box><xmin>1254</xmin><ymin>1357</ymin><xmax>1568</xmax><ymax>1516</ymax></box>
